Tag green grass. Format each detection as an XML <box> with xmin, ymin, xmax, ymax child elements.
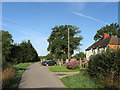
<box><xmin>49</xmin><ymin>64</ymin><xmax>80</xmax><ymax>72</ymax></box>
<box><xmin>8</xmin><ymin>62</ymin><xmax>34</xmax><ymax>88</ymax></box>
<box><xmin>61</xmin><ymin>71</ymin><xmax>101</xmax><ymax>88</ymax></box>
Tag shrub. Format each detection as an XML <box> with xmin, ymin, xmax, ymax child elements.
<box><xmin>81</xmin><ymin>60</ymin><xmax>88</xmax><ymax>68</ymax></box>
<box><xmin>87</xmin><ymin>48</ymin><xmax>120</xmax><ymax>88</ymax></box>
<box><xmin>66</xmin><ymin>60</ymin><xmax>88</xmax><ymax>70</ymax></box>
<box><xmin>66</xmin><ymin>60</ymin><xmax>80</xmax><ymax>70</ymax></box>
<box><xmin>2</xmin><ymin>63</ymin><xmax>15</xmax><ymax>88</ymax></box>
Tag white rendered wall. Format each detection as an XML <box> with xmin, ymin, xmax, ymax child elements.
<box><xmin>86</xmin><ymin>47</ymin><xmax>107</xmax><ymax>60</ymax></box>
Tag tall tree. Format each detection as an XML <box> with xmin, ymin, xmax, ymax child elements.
<box><xmin>10</xmin><ymin>43</ymin><xmax>22</xmax><ymax>64</ymax></box>
<box><xmin>47</xmin><ymin>25</ymin><xmax>83</xmax><ymax>60</ymax></box>
<box><xmin>73</xmin><ymin>52</ymin><xmax>85</xmax><ymax>60</ymax></box>
<box><xmin>94</xmin><ymin>23</ymin><xmax>120</xmax><ymax>41</ymax></box>
<box><xmin>27</xmin><ymin>40</ymin><xmax>39</xmax><ymax>62</ymax></box>
<box><xmin>1</xmin><ymin>30</ymin><xmax>13</xmax><ymax>67</ymax></box>
<box><xmin>45</xmin><ymin>53</ymin><xmax>54</xmax><ymax>60</ymax></box>
<box><xmin>19</xmin><ymin>40</ymin><xmax>39</xmax><ymax>63</ymax></box>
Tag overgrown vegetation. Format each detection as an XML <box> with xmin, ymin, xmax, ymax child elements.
<box><xmin>1</xmin><ymin>30</ymin><xmax>39</xmax><ymax>89</ymax></box>
<box><xmin>61</xmin><ymin>71</ymin><xmax>101</xmax><ymax>88</ymax></box>
<box><xmin>1</xmin><ymin>30</ymin><xmax>39</xmax><ymax>68</ymax></box>
<box><xmin>2</xmin><ymin>63</ymin><xmax>15</xmax><ymax>88</ymax></box>
<box><xmin>87</xmin><ymin>48</ymin><xmax>120</xmax><ymax>88</ymax></box>
<box><xmin>2</xmin><ymin>62</ymin><xmax>34</xmax><ymax>89</ymax></box>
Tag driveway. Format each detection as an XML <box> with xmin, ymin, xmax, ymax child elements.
<box><xmin>18</xmin><ymin>62</ymin><xmax>65</xmax><ymax>88</ymax></box>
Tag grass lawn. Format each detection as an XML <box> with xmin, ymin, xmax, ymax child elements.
<box><xmin>49</xmin><ymin>64</ymin><xmax>80</xmax><ymax>72</ymax></box>
<box><xmin>8</xmin><ymin>62</ymin><xmax>34</xmax><ymax>88</ymax></box>
<box><xmin>61</xmin><ymin>71</ymin><xmax>101</xmax><ymax>88</ymax></box>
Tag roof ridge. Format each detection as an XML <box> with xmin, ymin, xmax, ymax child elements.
<box><xmin>85</xmin><ymin>39</ymin><xmax>102</xmax><ymax>51</ymax></box>
<box><xmin>108</xmin><ymin>35</ymin><xmax>113</xmax><ymax>45</ymax></box>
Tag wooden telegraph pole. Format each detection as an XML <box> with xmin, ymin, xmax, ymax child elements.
<box><xmin>68</xmin><ymin>28</ymin><xmax>70</xmax><ymax>62</ymax></box>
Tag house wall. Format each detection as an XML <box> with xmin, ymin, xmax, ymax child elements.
<box><xmin>86</xmin><ymin>47</ymin><xmax>107</xmax><ymax>60</ymax></box>
<box><xmin>86</xmin><ymin>49</ymin><xmax>93</xmax><ymax>60</ymax></box>
<box><xmin>108</xmin><ymin>44</ymin><xmax>120</xmax><ymax>49</ymax></box>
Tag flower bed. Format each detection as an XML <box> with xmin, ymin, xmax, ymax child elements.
<box><xmin>66</xmin><ymin>60</ymin><xmax>80</xmax><ymax>70</ymax></box>
<box><xmin>66</xmin><ymin>60</ymin><xmax>88</xmax><ymax>70</ymax></box>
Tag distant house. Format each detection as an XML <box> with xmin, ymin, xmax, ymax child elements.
<box><xmin>85</xmin><ymin>33</ymin><xmax>120</xmax><ymax>60</ymax></box>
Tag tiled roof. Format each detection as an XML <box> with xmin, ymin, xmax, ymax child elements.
<box><xmin>85</xmin><ymin>39</ymin><xmax>102</xmax><ymax>51</ymax></box>
<box><xmin>109</xmin><ymin>36</ymin><xmax>120</xmax><ymax>45</ymax></box>
<box><xmin>86</xmin><ymin>36</ymin><xmax>120</xmax><ymax>51</ymax></box>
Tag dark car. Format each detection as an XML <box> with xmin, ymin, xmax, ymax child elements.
<box><xmin>42</xmin><ymin>60</ymin><xmax>56</xmax><ymax>66</ymax></box>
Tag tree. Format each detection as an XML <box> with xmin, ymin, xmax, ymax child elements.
<box><xmin>73</xmin><ymin>52</ymin><xmax>85</xmax><ymax>60</ymax></box>
<box><xmin>19</xmin><ymin>40</ymin><xmax>39</xmax><ymax>63</ymax></box>
<box><xmin>1</xmin><ymin>30</ymin><xmax>14</xmax><ymax>67</ymax></box>
<box><xmin>10</xmin><ymin>43</ymin><xmax>22</xmax><ymax>64</ymax></box>
<box><xmin>39</xmin><ymin>56</ymin><xmax>46</xmax><ymax>59</ymax></box>
<box><xmin>27</xmin><ymin>40</ymin><xmax>39</xmax><ymax>62</ymax></box>
<box><xmin>1</xmin><ymin>30</ymin><xmax>39</xmax><ymax>65</ymax></box>
<box><xmin>94</xmin><ymin>23</ymin><xmax>120</xmax><ymax>41</ymax></box>
<box><xmin>45</xmin><ymin>53</ymin><xmax>54</xmax><ymax>60</ymax></box>
<box><xmin>47</xmin><ymin>25</ymin><xmax>83</xmax><ymax>60</ymax></box>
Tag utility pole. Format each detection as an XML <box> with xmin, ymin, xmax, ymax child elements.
<box><xmin>68</xmin><ymin>28</ymin><xmax>70</xmax><ymax>61</ymax></box>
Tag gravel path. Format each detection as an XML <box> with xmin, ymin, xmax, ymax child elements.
<box><xmin>18</xmin><ymin>62</ymin><xmax>65</xmax><ymax>88</ymax></box>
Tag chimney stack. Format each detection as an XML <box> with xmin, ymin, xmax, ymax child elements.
<box><xmin>103</xmin><ymin>33</ymin><xmax>109</xmax><ymax>39</ymax></box>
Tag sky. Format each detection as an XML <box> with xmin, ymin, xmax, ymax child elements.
<box><xmin>2</xmin><ymin>2</ymin><xmax>118</xmax><ymax>56</ymax></box>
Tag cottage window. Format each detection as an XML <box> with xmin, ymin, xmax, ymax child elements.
<box><xmin>92</xmin><ymin>48</ymin><xmax>94</xmax><ymax>53</ymax></box>
<box><xmin>93</xmin><ymin>50</ymin><xmax>95</xmax><ymax>54</ymax></box>
<box><xmin>92</xmin><ymin>48</ymin><xmax>95</xmax><ymax>54</ymax></box>
<box><xmin>98</xmin><ymin>48</ymin><xmax>100</xmax><ymax>53</ymax></box>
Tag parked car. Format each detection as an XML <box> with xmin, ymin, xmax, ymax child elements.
<box><xmin>42</xmin><ymin>60</ymin><xmax>56</xmax><ymax>66</ymax></box>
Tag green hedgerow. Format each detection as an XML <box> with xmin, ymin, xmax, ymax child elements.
<box><xmin>87</xmin><ymin>48</ymin><xmax>120</xmax><ymax>88</ymax></box>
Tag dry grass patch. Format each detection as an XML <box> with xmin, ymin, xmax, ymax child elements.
<box><xmin>2</xmin><ymin>63</ymin><xmax>15</xmax><ymax>88</ymax></box>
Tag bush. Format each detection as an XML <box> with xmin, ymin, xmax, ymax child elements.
<box><xmin>87</xmin><ymin>48</ymin><xmax>120</xmax><ymax>88</ymax></box>
<box><xmin>2</xmin><ymin>63</ymin><xmax>15</xmax><ymax>88</ymax></box>
<box><xmin>66</xmin><ymin>60</ymin><xmax>80</xmax><ymax>70</ymax></box>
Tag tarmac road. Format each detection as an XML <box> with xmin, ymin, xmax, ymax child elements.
<box><xmin>18</xmin><ymin>62</ymin><xmax>65</xmax><ymax>88</ymax></box>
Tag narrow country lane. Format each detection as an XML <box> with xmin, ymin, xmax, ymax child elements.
<box><xmin>18</xmin><ymin>62</ymin><xmax>65</xmax><ymax>88</ymax></box>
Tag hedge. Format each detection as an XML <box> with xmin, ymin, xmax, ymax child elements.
<box><xmin>87</xmin><ymin>48</ymin><xmax>120</xmax><ymax>88</ymax></box>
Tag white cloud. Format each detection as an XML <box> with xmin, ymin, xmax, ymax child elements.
<box><xmin>2</xmin><ymin>0</ymin><xmax>120</xmax><ymax>2</ymax></box>
<box><xmin>73</xmin><ymin>12</ymin><xmax>109</xmax><ymax>24</ymax></box>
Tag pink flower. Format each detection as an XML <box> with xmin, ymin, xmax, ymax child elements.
<box><xmin>66</xmin><ymin>60</ymin><xmax>80</xmax><ymax>70</ymax></box>
<box><xmin>84</xmin><ymin>61</ymin><xmax>87</xmax><ymax>64</ymax></box>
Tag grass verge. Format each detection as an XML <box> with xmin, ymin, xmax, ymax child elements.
<box><xmin>49</xmin><ymin>64</ymin><xmax>80</xmax><ymax>72</ymax></box>
<box><xmin>3</xmin><ymin>62</ymin><xmax>34</xmax><ymax>88</ymax></box>
<box><xmin>61</xmin><ymin>71</ymin><xmax>101</xmax><ymax>88</ymax></box>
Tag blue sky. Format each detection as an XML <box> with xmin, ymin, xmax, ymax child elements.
<box><xmin>2</xmin><ymin>2</ymin><xmax>118</xmax><ymax>56</ymax></box>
